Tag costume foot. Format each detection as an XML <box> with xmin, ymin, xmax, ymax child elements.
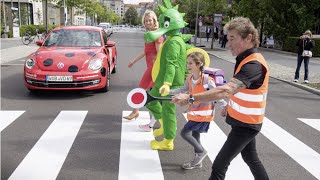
<box><xmin>150</xmin><ymin>139</ymin><xmax>174</xmax><ymax>151</ymax></box>
<box><xmin>153</xmin><ymin>119</ymin><xmax>163</xmax><ymax>137</ymax></box>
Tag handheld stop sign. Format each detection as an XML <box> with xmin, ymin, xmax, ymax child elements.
<box><xmin>127</xmin><ymin>88</ymin><xmax>172</xmax><ymax>109</ymax></box>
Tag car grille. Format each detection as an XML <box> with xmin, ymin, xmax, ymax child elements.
<box><xmin>26</xmin><ymin>78</ymin><xmax>101</xmax><ymax>88</ymax></box>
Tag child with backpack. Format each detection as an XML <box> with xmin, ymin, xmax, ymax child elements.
<box><xmin>169</xmin><ymin>51</ymin><xmax>228</xmax><ymax>170</ymax></box>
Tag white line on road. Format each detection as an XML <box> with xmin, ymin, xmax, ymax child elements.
<box><xmin>9</xmin><ymin>111</ymin><xmax>87</xmax><ymax>180</ymax></box>
<box><xmin>261</xmin><ymin>117</ymin><xmax>320</xmax><ymax>179</ymax></box>
<box><xmin>119</xmin><ymin>111</ymin><xmax>164</xmax><ymax>180</ymax></box>
<box><xmin>182</xmin><ymin>114</ymin><xmax>254</xmax><ymax>180</ymax></box>
<box><xmin>297</xmin><ymin>118</ymin><xmax>320</xmax><ymax>132</ymax></box>
<box><xmin>0</xmin><ymin>111</ymin><xmax>25</xmax><ymax>132</ymax></box>
<box><xmin>1</xmin><ymin>64</ymin><xmax>24</xmax><ymax>66</ymax></box>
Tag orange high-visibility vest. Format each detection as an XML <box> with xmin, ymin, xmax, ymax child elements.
<box><xmin>227</xmin><ymin>53</ymin><xmax>269</xmax><ymax>124</ymax></box>
<box><xmin>187</xmin><ymin>74</ymin><xmax>215</xmax><ymax>122</ymax></box>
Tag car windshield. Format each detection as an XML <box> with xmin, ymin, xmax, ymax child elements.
<box><xmin>43</xmin><ymin>29</ymin><xmax>102</xmax><ymax>47</ymax></box>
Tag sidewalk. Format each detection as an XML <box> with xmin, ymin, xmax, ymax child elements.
<box><xmin>0</xmin><ymin>43</ymin><xmax>38</xmax><ymax>64</ymax></box>
<box><xmin>192</xmin><ymin>37</ymin><xmax>320</xmax><ymax>96</ymax></box>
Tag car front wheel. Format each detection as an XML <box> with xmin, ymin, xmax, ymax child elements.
<box><xmin>100</xmin><ymin>67</ymin><xmax>110</xmax><ymax>92</ymax></box>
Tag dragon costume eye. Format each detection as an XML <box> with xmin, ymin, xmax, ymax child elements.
<box><xmin>164</xmin><ymin>16</ymin><xmax>170</xmax><ymax>28</ymax></box>
<box><xmin>164</xmin><ymin>21</ymin><xmax>170</xmax><ymax>28</ymax></box>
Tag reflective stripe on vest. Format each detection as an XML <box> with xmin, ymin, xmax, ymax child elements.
<box><xmin>187</xmin><ymin>74</ymin><xmax>215</xmax><ymax>122</ymax></box>
<box><xmin>227</xmin><ymin>53</ymin><xmax>269</xmax><ymax>124</ymax></box>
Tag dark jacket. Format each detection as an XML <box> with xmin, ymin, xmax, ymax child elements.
<box><xmin>296</xmin><ymin>38</ymin><xmax>315</xmax><ymax>55</ymax></box>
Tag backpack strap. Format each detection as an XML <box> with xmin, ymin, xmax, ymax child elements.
<box><xmin>203</xmin><ymin>74</ymin><xmax>210</xmax><ymax>91</ymax></box>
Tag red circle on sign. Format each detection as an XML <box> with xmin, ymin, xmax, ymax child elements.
<box><xmin>131</xmin><ymin>92</ymin><xmax>144</xmax><ymax>104</ymax></box>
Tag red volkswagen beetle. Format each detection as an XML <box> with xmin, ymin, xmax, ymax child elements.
<box><xmin>24</xmin><ymin>26</ymin><xmax>117</xmax><ymax>92</ymax></box>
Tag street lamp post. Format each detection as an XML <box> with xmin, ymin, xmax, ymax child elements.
<box><xmin>64</xmin><ymin>0</ymin><xmax>67</xmax><ymax>26</ymax></box>
<box><xmin>3</xmin><ymin>0</ymin><xmax>8</xmax><ymax>38</ymax></box>
<box><xmin>194</xmin><ymin>0</ymin><xmax>199</xmax><ymax>46</ymax></box>
<box><xmin>18</xmin><ymin>0</ymin><xmax>21</xmax><ymax>27</ymax></box>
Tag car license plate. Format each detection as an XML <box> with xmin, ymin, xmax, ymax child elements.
<box><xmin>46</xmin><ymin>76</ymin><xmax>73</xmax><ymax>82</ymax></box>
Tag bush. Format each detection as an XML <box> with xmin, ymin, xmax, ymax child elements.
<box><xmin>284</xmin><ymin>37</ymin><xmax>320</xmax><ymax>57</ymax></box>
<box><xmin>20</xmin><ymin>24</ymin><xmax>59</xmax><ymax>36</ymax></box>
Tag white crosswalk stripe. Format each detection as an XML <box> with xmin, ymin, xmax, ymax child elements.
<box><xmin>183</xmin><ymin>113</ymin><xmax>254</xmax><ymax>180</ymax></box>
<box><xmin>298</xmin><ymin>118</ymin><xmax>320</xmax><ymax>132</ymax></box>
<box><xmin>2</xmin><ymin>110</ymin><xmax>320</xmax><ymax>179</ymax></box>
<box><xmin>261</xmin><ymin>117</ymin><xmax>320</xmax><ymax>179</ymax></box>
<box><xmin>8</xmin><ymin>111</ymin><xmax>87</xmax><ymax>180</ymax></box>
<box><xmin>119</xmin><ymin>111</ymin><xmax>164</xmax><ymax>180</ymax></box>
<box><xmin>0</xmin><ymin>111</ymin><xmax>25</xmax><ymax>132</ymax></box>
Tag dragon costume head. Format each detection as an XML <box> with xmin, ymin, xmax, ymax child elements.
<box><xmin>144</xmin><ymin>0</ymin><xmax>188</xmax><ymax>43</ymax></box>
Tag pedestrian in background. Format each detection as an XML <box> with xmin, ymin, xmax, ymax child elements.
<box><xmin>180</xmin><ymin>26</ymin><xmax>191</xmax><ymax>43</ymax></box>
<box><xmin>172</xmin><ymin>17</ymin><xmax>269</xmax><ymax>180</ymax></box>
<box><xmin>294</xmin><ymin>30</ymin><xmax>315</xmax><ymax>83</ymax></box>
<box><xmin>170</xmin><ymin>51</ymin><xmax>227</xmax><ymax>170</ymax></box>
<box><xmin>206</xmin><ymin>27</ymin><xmax>211</xmax><ymax>42</ymax></box>
<box><xmin>221</xmin><ymin>26</ymin><xmax>228</xmax><ymax>48</ymax></box>
<box><xmin>124</xmin><ymin>10</ymin><xmax>164</xmax><ymax>132</ymax></box>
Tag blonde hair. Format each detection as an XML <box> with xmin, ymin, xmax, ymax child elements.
<box><xmin>187</xmin><ymin>52</ymin><xmax>205</xmax><ymax>72</ymax></box>
<box><xmin>225</xmin><ymin>17</ymin><xmax>260</xmax><ymax>48</ymax></box>
<box><xmin>303</xmin><ymin>30</ymin><xmax>312</xmax><ymax>38</ymax></box>
<box><xmin>142</xmin><ymin>10</ymin><xmax>159</xmax><ymax>31</ymax></box>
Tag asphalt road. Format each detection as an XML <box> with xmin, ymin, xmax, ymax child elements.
<box><xmin>1</xmin><ymin>32</ymin><xmax>320</xmax><ymax>180</ymax></box>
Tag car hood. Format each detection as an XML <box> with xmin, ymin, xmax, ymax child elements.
<box><xmin>32</xmin><ymin>47</ymin><xmax>102</xmax><ymax>71</ymax></box>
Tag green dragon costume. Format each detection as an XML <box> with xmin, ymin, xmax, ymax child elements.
<box><xmin>144</xmin><ymin>0</ymin><xmax>191</xmax><ymax>151</ymax></box>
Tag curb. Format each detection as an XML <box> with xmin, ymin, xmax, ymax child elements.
<box><xmin>259</xmin><ymin>47</ymin><xmax>320</xmax><ymax>61</ymax></box>
<box><xmin>207</xmin><ymin>52</ymin><xmax>320</xmax><ymax>96</ymax></box>
<box><xmin>272</xmin><ymin>77</ymin><xmax>320</xmax><ymax>96</ymax></box>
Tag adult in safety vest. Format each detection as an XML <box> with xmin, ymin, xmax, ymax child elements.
<box><xmin>171</xmin><ymin>17</ymin><xmax>270</xmax><ymax>180</ymax></box>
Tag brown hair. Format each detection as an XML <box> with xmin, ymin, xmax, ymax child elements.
<box><xmin>225</xmin><ymin>17</ymin><xmax>260</xmax><ymax>48</ymax></box>
<box><xmin>187</xmin><ymin>52</ymin><xmax>205</xmax><ymax>72</ymax></box>
<box><xmin>142</xmin><ymin>10</ymin><xmax>159</xmax><ymax>31</ymax></box>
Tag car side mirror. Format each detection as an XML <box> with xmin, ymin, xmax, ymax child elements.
<box><xmin>106</xmin><ymin>41</ymin><xmax>115</xmax><ymax>47</ymax></box>
<box><xmin>36</xmin><ymin>40</ymin><xmax>43</xmax><ymax>46</ymax></box>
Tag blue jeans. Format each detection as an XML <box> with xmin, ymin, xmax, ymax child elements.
<box><xmin>209</xmin><ymin>126</ymin><xmax>269</xmax><ymax>180</ymax></box>
<box><xmin>294</xmin><ymin>54</ymin><xmax>310</xmax><ymax>80</ymax></box>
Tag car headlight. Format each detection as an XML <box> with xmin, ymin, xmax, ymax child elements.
<box><xmin>25</xmin><ymin>58</ymin><xmax>35</xmax><ymax>69</ymax></box>
<box><xmin>89</xmin><ymin>59</ymin><xmax>103</xmax><ymax>70</ymax></box>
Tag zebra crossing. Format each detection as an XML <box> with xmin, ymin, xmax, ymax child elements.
<box><xmin>1</xmin><ymin>110</ymin><xmax>320</xmax><ymax>180</ymax></box>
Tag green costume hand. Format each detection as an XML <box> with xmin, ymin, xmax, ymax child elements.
<box><xmin>159</xmin><ymin>82</ymin><xmax>171</xmax><ymax>96</ymax></box>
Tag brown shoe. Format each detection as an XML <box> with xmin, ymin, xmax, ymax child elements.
<box><xmin>123</xmin><ymin>112</ymin><xmax>139</xmax><ymax>120</ymax></box>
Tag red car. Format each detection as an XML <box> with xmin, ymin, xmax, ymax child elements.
<box><xmin>24</xmin><ymin>26</ymin><xmax>117</xmax><ymax>92</ymax></box>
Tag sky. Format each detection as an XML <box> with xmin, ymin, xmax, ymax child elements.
<box><xmin>123</xmin><ymin>0</ymin><xmax>154</xmax><ymax>4</ymax></box>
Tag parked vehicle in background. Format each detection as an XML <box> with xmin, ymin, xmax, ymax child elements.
<box><xmin>98</xmin><ymin>22</ymin><xmax>113</xmax><ymax>35</ymax></box>
<box><xmin>24</xmin><ymin>26</ymin><xmax>117</xmax><ymax>93</ymax></box>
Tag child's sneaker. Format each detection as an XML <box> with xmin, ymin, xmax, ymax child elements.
<box><xmin>193</xmin><ymin>150</ymin><xmax>208</xmax><ymax>165</ymax></box>
<box><xmin>138</xmin><ymin>124</ymin><xmax>152</xmax><ymax>132</ymax></box>
<box><xmin>181</xmin><ymin>161</ymin><xmax>202</xmax><ymax>170</ymax></box>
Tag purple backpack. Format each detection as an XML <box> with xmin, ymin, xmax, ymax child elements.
<box><xmin>203</xmin><ymin>67</ymin><xmax>226</xmax><ymax>86</ymax></box>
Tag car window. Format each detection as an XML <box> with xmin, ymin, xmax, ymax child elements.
<box><xmin>43</xmin><ymin>29</ymin><xmax>102</xmax><ymax>47</ymax></box>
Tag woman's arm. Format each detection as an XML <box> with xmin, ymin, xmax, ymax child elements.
<box><xmin>128</xmin><ymin>51</ymin><xmax>145</xmax><ymax>68</ymax></box>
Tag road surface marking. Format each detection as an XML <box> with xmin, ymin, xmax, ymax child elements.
<box><xmin>1</xmin><ymin>64</ymin><xmax>24</xmax><ymax>66</ymax></box>
<box><xmin>119</xmin><ymin>111</ymin><xmax>164</xmax><ymax>180</ymax></box>
<box><xmin>182</xmin><ymin>114</ymin><xmax>254</xmax><ymax>180</ymax></box>
<box><xmin>261</xmin><ymin>117</ymin><xmax>320</xmax><ymax>179</ymax></box>
<box><xmin>9</xmin><ymin>111</ymin><xmax>87</xmax><ymax>180</ymax></box>
<box><xmin>297</xmin><ymin>118</ymin><xmax>320</xmax><ymax>132</ymax></box>
<box><xmin>0</xmin><ymin>111</ymin><xmax>25</xmax><ymax>132</ymax></box>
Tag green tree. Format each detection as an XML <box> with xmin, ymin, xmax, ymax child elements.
<box><xmin>173</xmin><ymin>0</ymin><xmax>227</xmax><ymax>29</ymax></box>
<box><xmin>231</xmin><ymin>0</ymin><xmax>320</xmax><ymax>43</ymax></box>
<box><xmin>125</xmin><ymin>6</ymin><xmax>138</xmax><ymax>25</ymax></box>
